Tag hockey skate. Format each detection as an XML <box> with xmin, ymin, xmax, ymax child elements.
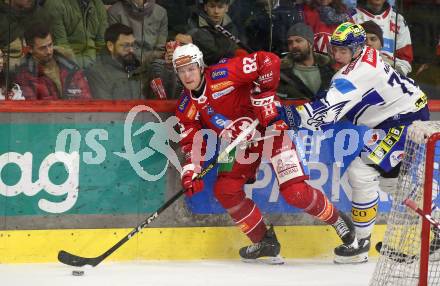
<box><xmin>332</xmin><ymin>212</ymin><xmax>368</xmax><ymax>264</ymax></box>
<box><xmin>239</xmin><ymin>225</ymin><xmax>284</xmax><ymax>265</ymax></box>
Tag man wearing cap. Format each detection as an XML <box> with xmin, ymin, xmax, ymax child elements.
<box><xmin>277</xmin><ymin>23</ymin><xmax>335</xmax><ymax>100</ymax></box>
<box><xmin>361</xmin><ymin>20</ymin><xmax>408</xmax><ymax>75</ymax></box>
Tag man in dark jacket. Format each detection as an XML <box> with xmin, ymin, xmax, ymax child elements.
<box><xmin>44</xmin><ymin>0</ymin><xmax>108</xmax><ymax>68</ymax></box>
<box><xmin>277</xmin><ymin>23</ymin><xmax>335</xmax><ymax>100</ymax></box>
<box><xmin>15</xmin><ymin>23</ymin><xmax>91</xmax><ymax>100</ymax></box>
<box><xmin>175</xmin><ymin>0</ymin><xmax>240</xmax><ymax>66</ymax></box>
<box><xmin>86</xmin><ymin>23</ymin><xmax>143</xmax><ymax>100</ymax></box>
<box><xmin>0</xmin><ymin>0</ymin><xmax>49</xmax><ymax>70</ymax></box>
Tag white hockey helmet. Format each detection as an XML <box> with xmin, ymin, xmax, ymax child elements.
<box><xmin>172</xmin><ymin>43</ymin><xmax>204</xmax><ymax>72</ymax></box>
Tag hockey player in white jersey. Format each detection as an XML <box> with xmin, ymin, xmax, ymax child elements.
<box><xmin>276</xmin><ymin>22</ymin><xmax>429</xmax><ymax>264</ymax></box>
<box><xmin>351</xmin><ymin>0</ymin><xmax>413</xmax><ymax>75</ymax></box>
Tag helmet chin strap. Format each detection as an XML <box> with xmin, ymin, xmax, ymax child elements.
<box><xmin>351</xmin><ymin>46</ymin><xmax>364</xmax><ymax>60</ymax></box>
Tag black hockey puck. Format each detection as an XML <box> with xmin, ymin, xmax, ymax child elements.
<box><xmin>375</xmin><ymin>241</ymin><xmax>382</xmax><ymax>253</ymax></box>
<box><xmin>72</xmin><ymin>270</ymin><xmax>84</xmax><ymax>276</ymax></box>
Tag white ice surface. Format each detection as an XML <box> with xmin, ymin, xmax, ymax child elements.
<box><xmin>0</xmin><ymin>259</ymin><xmax>376</xmax><ymax>286</ymax></box>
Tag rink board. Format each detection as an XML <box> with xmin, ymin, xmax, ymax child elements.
<box><xmin>0</xmin><ymin>225</ymin><xmax>385</xmax><ymax>263</ymax></box>
<box><xmin>1</xmin><ymin>101</ymin><xmax>438</xmax><ymax>264</ymax></box>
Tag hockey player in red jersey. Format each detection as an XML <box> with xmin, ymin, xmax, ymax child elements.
<box><xmin>173</xmin><ymin>43</ymin><xmax>357</xmax><ymax>263</ymax></box>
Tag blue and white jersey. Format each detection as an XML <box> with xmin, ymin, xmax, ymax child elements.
<box><xmin>297</xmin><ymin>46</ymin><xmax>427</xmax><ymax>131</ymax></box>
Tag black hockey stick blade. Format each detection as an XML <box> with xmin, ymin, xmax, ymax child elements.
<box><xmin>58</xmin><ymin>188</ymin><xmax>186</xmax><ymax>267</ymax></box>
<box><xmin>375</xmin><ymin>241</ymin><xmax>417</xmax><ymax>263</ymax></box>
<box><xmin>58</xmin><ymin>250</ymin><xmax>102</xmax><ymax>267</ymax></box>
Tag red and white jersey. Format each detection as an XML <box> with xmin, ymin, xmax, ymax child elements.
<box><xmin>351</xmin><ymin>5</ymin><xmax>413</xmax><ymax>75</ymax></box>
<box><xmin>297</xmin><ymin>46</ymin><xmax>427</xmax><ymax>130</ymax></box>
<box><xmin>175</xmin><ymin>51</ymin><xmax>280</xmax><ymax>158</ymax></box>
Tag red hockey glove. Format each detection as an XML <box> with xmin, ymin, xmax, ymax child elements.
<box><xmin>181</xmin><ymin>164</ymin><xmax>204</xmax><ymax>197</ymax></box>
<box><xmin>251</xmin><ymin>91</ymin><xmax>279</xmax><ymax>127</ymax></box>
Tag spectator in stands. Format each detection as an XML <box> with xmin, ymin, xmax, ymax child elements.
<box><xmin>403</xmin><ymin>0</ymin><xmax>440</xmax><ymax>99</ymax></box>
<box><xmin>361</xmin><ymin>20</ymin><xmax>384</xmax><ymax>51</ymax></box>
<box><xmin>277</xmin><ymin>23</ymin><xmax>335</xmax><ymax>100</ymax></box>
<box><xmin>267</xmin><ymin>0</ymin><xmax>305</xmax><ymax>55</ymax></box>
<box><xmin>304</xmin><ymin>0</ymin><xmax>351</xmax><ymax>54</ymax></box>
<box><xmin>108</xmin><ymin>0</ymin><xmax>167</xmax><ymax>66</ymax></box>
<box><xmin>174</xmin><ymin>0</ymin><xmax>240</xmax><ymax>66</ymax></box>
<box><xmin>0</xmin><ymin>48</ymin><xmax>24</xmax><ymax>100</ymax></box>
<box><xmin>44</xmin><ymin>0</ymin><xmax>108</xmax><ymax>68</ymax></box>
<box><xmin>229</xmin><ymin>0</ymin><xmax>271</xmax><ymax>52</ymax></box>
<box><xmin>0</xmin><ymin>0</ymin><xmax>49</xmax><ymax>70</ymax></box>
<box><xmin>86</xmin><ymin>23</ymin><xmax>143</xmax><ymax>100</ymax></box>
<box><xmin>14</xmin><ymin>23</ymin><xmax>91</xmax><ymax>100</ymax></box>
<box><xmin>315</xmin><ymin>0</ymin><xmax>351</xmax><ymax>26</ymax></box>
<box><xmin>360</xmin><ymin>20</ymin><xmax>408</xmax><ymax>75</ymax></box>
<box><xmin>351</xmin><ymin>0</ymin><xmax>413</xmax><ymax>75</ymax></box>
<box><xmin>231</xmin><ymin>0</ymin><xmax>303</xmax><ymax>55</ymax></box>
<box><xmin>108</xmin><ymin>0</ymin><xmax>171</xmax><ymax>98</ymax></box>
<box><xmin>157</xmin><ymin>0</ymin><xmax>193</xmax><ymax>40</ymax></box>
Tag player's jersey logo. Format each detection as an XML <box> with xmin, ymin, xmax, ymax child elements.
<box><xmin>366</xmin><ymin>131</ymin><xmax>381</xmax><ymax>146</ymax></box>
<box><xmin>276</xmin><ymin>159</ymin><xmax>299</xmax><ymax>175</ymax></box>
<box><xmin>211</xmin><ymin>68</ymin><xmax>228</xmax><ymax>80</ymax></box>
<box><xmin>212</xmin><ymin>86</ymin><xmax>235</xmax><ymax>99</ymax></box>
<box><xmin>361</xmin><ymin>47</ymin><xmax>377</xmax><ymax>67</ymax></box>
<box><xmin>390</xmin><ymin>150</ymin><xmax>404</xmax><ymax>167</ymax></box>
<box><xmin>210</xmin><ymin>114</ymin><xmax>230</xmax><ymax>130</ymax></box>
<box><xmin>219</xmin><ymin>117</ymin><xmax>256</xmax><ymax>143</ymax></box>
<box><xmin>178</xmin><ymin>95</ymin><xmax>190</xmax><ymax>112</ymax></box>
<box><xmin>332</xmin><ymin>78</ymin><xmax>357</xmax><ymax>94</ymax></box>
<box><xmin>306</xmin><ymin>101</ymin><xmax>349</xmax><ymax>128</ymax></box>
<box><xmin>211</xmin><ymin>81</ymin><xmax>233</xmax><ymax>92</ymax></box>
<box><xmin>218</xmin><ymin>58</ymin><xmax>229</xmax><ymax>64</ymax></box>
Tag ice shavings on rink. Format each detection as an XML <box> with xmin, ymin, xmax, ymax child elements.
<box><xmin>0</xmin><ymin>259</ymin><xmax>376</xmax><ymax>286</ymax></box>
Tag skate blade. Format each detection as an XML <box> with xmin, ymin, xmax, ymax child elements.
<box><xmin>241</xmin><ymin>255</ymin><xmax>285</xmax><ymax>265</ymax></box>
<box><xmin>333</xmin><ymin>253</ymin><xmax>368</xmax><ymax>264</ymax></box>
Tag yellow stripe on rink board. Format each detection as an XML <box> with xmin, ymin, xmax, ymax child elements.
<box><xmin>0</xmin><ymin>225</ymin><xmax>386</xmax><ymax>263</ymax></box>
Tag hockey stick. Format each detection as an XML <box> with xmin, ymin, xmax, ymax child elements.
<box><xmin>58</xmin><ymin>119</ymin><xmax>260</xmax><ymax>267</ymax></box>
<box><xmin>194</xmin><ymin>9</ymin><xmax>297</xmax><ymax>87</ymax></box>
<box><xmin>375</xmin><ymin>241</ymin><xmax>417</xmax><ymax>263</ymax></box>
<box><xmin>404</xmin><ymin>198</ymin><xmax>440</xmax><ymax>230</ymax></box>
<box><xmin>374</xmin><ymin>199</ymin><xmax>440</xmax><ymax>263</ymax></box>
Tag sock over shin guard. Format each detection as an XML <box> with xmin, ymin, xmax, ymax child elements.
<box><xmin>230</xmin><ymin>198</ymin><xmax>267</xmax><ymax>243</ymax></box>
<box><xmin>281</xmin><ymin>182</ymin><xmax>339</xmax><ymax>224</ymax></box>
